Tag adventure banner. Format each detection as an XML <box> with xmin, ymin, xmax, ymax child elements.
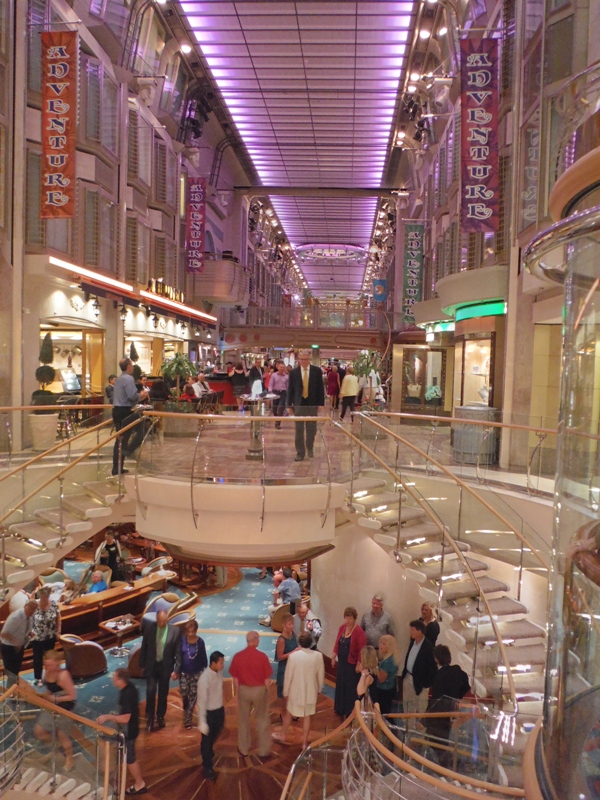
<box><xmin>41</xmin><ymin>31</ymin><xmax>78</xmax><ymax>219</ymax></box>
<box><xmin>460</xmin><ymin>37</ymin><xmax>499</xmax><ymax>233</ymax></box>
<box><xmin>402</xmin><ymin>223</ymin><xmax>424</xmax><ymax>323</ymax></box>
<box><xmin>186</xmin><ymin>177</ymin><xmax>207</xmax><ymax>273</ymax></box>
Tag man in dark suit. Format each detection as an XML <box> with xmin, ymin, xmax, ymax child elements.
<box><xmin>287</xmin><ymin>349</ymin><xmax>325</xmax><ymax>461</ymax></box>
<box><xmin>401</xmin><ymin>619</ymin><xmax>437</xmax><ymax>714</ymax></box>
<box><xmin>139</xmin><ymin>610</ymin><xmax>181</xmax><ymax>731</ymax></box>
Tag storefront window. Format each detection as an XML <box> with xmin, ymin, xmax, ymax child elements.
<box><xmin>461</xmin><ymin>337</ymin><xmax>493</xmax><ymax>406</ymax></box>
<box><xmin>38</xmin><ymin>329</ymin><xmax>104</xmax><ymax>397</ymax></box>
<box><xmin>401</xmin><ymin>348</ymin><xmax>445</xmax><ymax>409</ymax></box>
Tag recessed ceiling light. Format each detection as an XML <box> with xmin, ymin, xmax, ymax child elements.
<box><xmin>181</xmin><ymin>43</ymin><xmax>192</xmax><ymax>54</ymax></box>
<box><xmin>397</xmin><ymin>130</ymin><xmax>407</xmax><ymax>140</ymax></box>
<box><xmin>407</xmin><ymin>85</ymin><xmax>417</xmax><ymax>93</ymax></box>
<box><xmin>419</xmin><ymin>29</ymin><xmax>431</xmax><ymax>39</ymax></box>
<box><xmin>438</xmin><ymin>26</ymin><xmax>448</xmax><ymax>35</ymax></box>
<box><xmin>410</xmin><ymin>72</ymin><xmax>420</xmax><ymax>81</ymax></box>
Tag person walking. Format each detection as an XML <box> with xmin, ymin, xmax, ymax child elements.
<box><xmin>31</xmin><ymin>587</ymin><xmax>61</xmax><ymax>685</ymax></box>
<box><xmin>326</xmin><ymin>365</ymin><xmax>341</xmax><ymax>411</ymax></box>
<box><xmin>139</xmin><ymin>610</ymin><xmax>181</xmax><ymax>731</ymax></box>
<box><xmin>111</xmin><ymin>357</ymin><xmax>149</xmax><ymax>476</ymax></box>
<box><xmin>197</xmin><ymin>651</ymin><xmax>226</xmax><ymax>781</ymax></box>
<box><xmin>98</xmin><ymin>668</ymin><xmax>147</xmax><ymax>795</ymax></box>
<box><xmin>0</xmin><ymin>600</ymin><xmax>37</xmax><ymax>687</ymax></box>
<box><xmin>276</xmin><ymin>632</ymin><xmax>324</xmax><ymax>749</ymax></box>
<box><xmin>269</xmin><ymin>361</ymin><xmax>289</xmax><ymax>429</ymax></box>
<box><xmin>229</xmin><ymin>631</ymin><xmax>272</xmax><ymax>757</ymax></box>
<box><xmin>33</xmin><ymin>650</ymin><xmax>77</xmax><ymax>772</ymax></box>
<box><xmin>177</xmin><ymin>620</ymin><xmax>208</xmax><ymax>729</ymax></box>
<box><xmin>339</xmin><ymin>366</ymin><xmax>359</xmax><ymax>422</ymax></box>
<box><xmin>286</xmin><ymin>349</ymin><xmax>325</xmax><ymax>461</ymax></box>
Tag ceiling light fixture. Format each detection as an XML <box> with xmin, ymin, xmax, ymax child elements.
<box><xmin>119</xmin><ymin>304</ymin><xmax>127</xmax><ymax>321</ymax></box>
<box><xmin>419</xmin><ymin>29</ymin><xmax>431</xmax><ymax>39</ymax></box>
<box><xmin>407</xmin><ymin>85</ymin><xmax>417</xmax><ymax>93</ymax></box>
<box><xmin>49</xmin><ymin>256</ymin><xmax>134</xmax><ymax>293</ymax></box>
<box><xmin>410</xmin><ymin>72</ymin><xmax>421</xmax><ymax>81</ymax></box>
<box><xmin>438</xmin><ymin>26</ymin><xmax>448</xmax><ymax>35</ymax></box>
<box><xmin>181</xmin><ymin>43</ymin><xmax>192</xmax><ymax>54</ymax></box>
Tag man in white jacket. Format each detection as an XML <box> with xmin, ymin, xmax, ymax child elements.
<box><xmin>275</xmin><ymin>632</ymin><xmax>325</xmax><ymax>749</ymax></box>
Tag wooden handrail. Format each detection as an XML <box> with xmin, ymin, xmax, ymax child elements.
<box><xmin>0</xmin><ymin>418</ymin><xmax>113</xmax><ymax>486</ymax></box>
<box><xmin>358</xmin><ymin>413</ymin><xmax>551</xmax><ymax>573</ymax></box>
<box><xmin>16</xmin><ymin>682</ymin><xmax>116</xmax><ymax>736</ymax></box>
<box><xmin>297</xmin><ymin>773</ymin><xmax>312</xmax><ymax>800</ymax></box>
<box><xmin>142</xmin><ymin>411</ymin><xmax>329</xmax><ymax>423</ymax></box>
<box><xmin>309</xmin><ymin>707</ymin><xmax>356</xmax><ymax>748</ymax></box>
<box><xmin>373</xmin><ymin>705</ymin><xmax>525</xmax><ymax>796</ymax></box>
<box><xmin>369</xmin><ymin>410</ymin><xmax>558</xmax><ymax>436</ymax></box>
<box><xmin>332</xmin><ymin>421</ymin><xmax>519</xmax><ymax>709</ymax></box>
<box><xmin>0</xmin><ymin>404</ymin><xmax>110</xmax><ymax>412</ymax></box>
<box><xmin>354</xmin><ymin>702</ymin><xmax>524</xmax><ymax>799</ymax></box>
<box><xmin>0</xmin><ymin>416</ymin><xmax>142</xmax><ymax>529</ymax></box>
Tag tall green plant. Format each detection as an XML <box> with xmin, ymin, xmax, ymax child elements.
<box><xmin>35</xmin><ymin>333</ymin><xmax>55</xmax><ymax>389</ymax></box>
<box><xmin>353</xmin><ymin>349</ymin><xmax>382</xmax><ymax>379</ymax></box>
<box><xmin>161</xmin><ymin>352</ymin><xmax>195</xmax><ymax>398</ymax></box>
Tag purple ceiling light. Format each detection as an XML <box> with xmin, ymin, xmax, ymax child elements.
<box><xmin>181</xmin><ymin>1</ymin><xmax>418</xmax><ymax>291</ymax></box>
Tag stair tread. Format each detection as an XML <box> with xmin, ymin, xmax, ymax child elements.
<box><xmin>462</xmin><ymin>619</ymin><xmax>546</xmax><ymax>643</ymax></box>
<box><xmin>35</xmin><ymin>508</ymin><xmax>92</xmax><ymax>533</ymax></box>
<box><xmin>442</xmin><ymin>575</ymin><xmax>509</xmax><ymax>601</ymax></box>
<box><xmin>345</xmin><ymin>477</ymin><xmax>387</xmax><ymax>497</ymax></box>
<box><xmin>9</xmin><ymin>522</ymin><xmax>73</xmax><ymax>550</ymax></box>
<box><xmin>445</xmin><ymin>596</ymin><xmax>528</xmax><ymax>621</ymax></box>
<box><xmin>470</xmin><ymin>643</ymin><xmax>547</xmax><ymax>666</ymax></box>
<box><xmin>3</xmin><ymin>537</ymin><xmax>53</xmax><ymax>566</ymax></box>
<box><xmin>63</xmin><ymin>493</ymin><xmax>112</xmax><ymax>517</ymax></box>
<box><xmin>377</xmin><ymin>506</ymin><xmax>426</xmax><ymax>525</ymax></box>
<box><xmin>83</xmin><ymin>479</ymin><xmax>121</xmax><ymax>503</ymax></box>
<box><xmin>401</xmin><ymin>541</ymin><xmax>471</xmax><ymax>561</ymax></box>
<box><xmin>419</xmin><ymin>556</ymin><xmax>489</xmax><ymax>579</ymax></box>
<box><xmin>356</xmin><ymin>491</ymin><xmax>403</xmax><ymax>510</ymax></box>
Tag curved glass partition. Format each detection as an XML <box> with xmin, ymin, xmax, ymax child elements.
<box><xmin>524</xmin><ymin>204</ymin><xmax>600</xmax><ymax>799</ymax></box>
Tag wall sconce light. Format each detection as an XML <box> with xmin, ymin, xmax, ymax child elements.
<box><xmin>206</xmin><ymin>330</ymin><xmax>212</xmax><ymax>339</ymax></box>
<box><xmin>152</xmin><ymin>314</ymin><xmax>159</xmax><ymax>329</ymax></box>
<box><xmin>194</xmin><ymin>326</ymin><xmax>201</xmax><ymax>337</ymax></box>
<box><xmin>145</xmin><ymin>305</ymin><xmax>153</xmax><ymax>318</ymax></box>
<box><xmin>92</xmin><ymin>297</ymin><xmax>101</xmax><ymax>318</ymax></box>
<box><xmin>119</xmin><ymin>304</ymin><xmax>127</xmax><ymax>322</ymax></box>
<box><xmin>180</xmin><ymin>321</ymin><xmax>187</xmax><ymax>335</ymax></box>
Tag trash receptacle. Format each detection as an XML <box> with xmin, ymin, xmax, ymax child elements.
<box><xmin>451</xmin><ymin>405</ymin><xmax>499</xmax><ymax>465</ymax></box>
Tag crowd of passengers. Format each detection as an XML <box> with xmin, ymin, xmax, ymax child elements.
<box><xmin>0</xmin><ymin>564</ymin><xmax>470</xmax><ymax>791</ymax></box>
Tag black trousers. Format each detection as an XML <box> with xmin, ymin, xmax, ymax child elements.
<box><xmin>273</xmin><ymin>391</ymin><xmax>287</xmax><ymax>419</ymax></box>
<box><xmin>201</xmin><ymin>706</ymin><xmax>225</xmax><ymax>771</ymax></box>
<box><xmin>32</xmin><ymin>637</ymin><xmax>56</xmax><ymax>680</ymax></box>
<box><xmin>340</xmin><ymin>395</ymin><xmax>356</xmax><ymax>421</ymax></box>
<box><xmin>112</xmin><ymin>407</ymin><xmax>144</xmax><ymax>475</ymax></box>
<box><xmin>1</xmin><ymin>643</ymin><xmax>24</xmax><ymax>687</ymax></box>
<box><xmin>294</xmin><ymin>402</ymin><xmax>318</xmax><ymax>457</ymax></box>
<box><xmin>146</xmin><ymin>662</ymin><xmax>171</xmax><ymax>723</ymax></box>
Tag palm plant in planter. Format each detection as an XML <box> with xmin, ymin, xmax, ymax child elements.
<box><xmin>30</xmin><ymin>333</ymin><xmax>59</xmax><ymax>450</ymax></box>
<box><xmin>161</xmin><ymin>352</ymin><xmax>195</xmax><ymax>399</ymax></box>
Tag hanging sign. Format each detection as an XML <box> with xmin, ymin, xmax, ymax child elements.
<box><xmin>372</xmin><ymin>279</ymin><xmax>387</xmax><ymax>304</ymax></box>
<box><xmin>402</xmin><ymin>223</ymin><xmax>424</xmax><ymax>323</ymax></box>
<box><xmin>40</xmin><ymin>31</ymin><xmax>78</xmax><ymax>219</ymax></box>
<box><xmin>186</xmin><ymin>177</ymin><xmax>207</xmax><ymax>273</ymax></box>
<box><xmin>460</xmin><ymin>37</ymin><xmax>499</xmax><ymax>233</ymax></box>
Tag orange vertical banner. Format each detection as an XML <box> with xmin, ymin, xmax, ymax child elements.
<box><xmin>40</xmin><ymin>30</ymin><xmax>77</xmax><ymax>219</ymax></box>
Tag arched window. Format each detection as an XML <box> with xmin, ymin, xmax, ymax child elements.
<box><xmin>205</xmin><ymin>229</ymin><xmax>215</xmax><ymax>254</ymax></box>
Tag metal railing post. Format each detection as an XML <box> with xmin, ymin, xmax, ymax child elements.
<box><xmin>349</xmin><ymin>440</ymin><xmax>355</xmax><ymax>506</ymax></box>
<box><xmin>58</xmin><ymin>477</ymin><xmax>65</xmax><ymax>544</ymax></box>
<box><xmin>456</xmin><ymin>485</ymin><xmax>463</xmax><ymax>542</ymax></box>
<box><xmin>117</xmin><ymin>437</ymin><xmax>124</xmax><ymax>500</ymax></box>
<box><xmin>517</xmin><ymin>523</ymin><xmax>525</xmax><ymax>602</ymax></box>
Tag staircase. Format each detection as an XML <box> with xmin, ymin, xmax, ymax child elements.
<box><xmin>0</xmin><ymin>475</ymin><xmax>135</xmax><ymax>604</ymax></box>
<box><xmin>8</xmin><ymin>767</ymin><xmax>110</xmax><ymax>800</ymax></box>
<box><xmin>342</xmin><ymin>468</ymin><xmax>552</xmax><ymax>784</ymax></box>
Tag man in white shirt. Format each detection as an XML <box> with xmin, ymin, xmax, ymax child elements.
<box><xmin>197</xmin><ymin>651</ymin><xmax>225</xmax><ymax>781</ymax></box>
<box><xmin>0</xmin><ymin>601</ymin><xmax>37</xmax><ymax>687</ymax></box>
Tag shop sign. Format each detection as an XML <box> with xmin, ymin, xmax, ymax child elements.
<box><xmin>186</xmin><ymin>176</ymin><xmax>207</xmax><ymax>273</ymax></box>
<box><xmin>520</xmin><ymin>108</ymin><xmax>541</xmax><ymax>229</ymax></box>
<box><xmin>41</xmin><ymin>31</ymin><xmax>78</xmax><ymax>218</ymax></box>
<box><xmin>373</xmin><ymin>279</ymin><xmax>387</xmax><ymax>304</ymax></box>
<box><xmin>460</xmin><ymin>37</ymin><xmax>499</xmax><ymax>233</ymax></box>
<box><xmin>146</xmin><ymin>279</ymin><xmax>185</xmax><ymax>304</ymax></box>
<box><xmin>402</xmin><ymin>223</ymin><xmax>424</xmax><ymax>323</ymax></box>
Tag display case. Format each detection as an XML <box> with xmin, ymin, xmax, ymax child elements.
<box><xmin>401</xmin><ymin>347</ymin><xmax>446</xmax><ymax>410</ymax></box>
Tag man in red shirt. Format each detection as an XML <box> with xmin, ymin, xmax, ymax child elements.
<box><xmin>229</xmin><ymin>631</ymin><xmax>272</xmax><ymax>757</ymax></box>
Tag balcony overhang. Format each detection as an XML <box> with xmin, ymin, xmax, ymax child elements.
<box><xmin>436</xmin><ymin>264</ymin><xmax>509</xmax><ymax>318</ymax></box>
<box><xmin>411</xmin><ymin>298</ymin><xmax>454</xmax><ymax>327</ymax></box>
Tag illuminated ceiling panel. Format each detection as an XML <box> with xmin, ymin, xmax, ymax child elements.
<box><xmin>181</xmin><ymin>1</ymin><xmax>418</xmax><ymax>292</ymax></box>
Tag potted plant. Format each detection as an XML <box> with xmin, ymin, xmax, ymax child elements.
<box><xmin>160</xmin><ymin>353</ymin><xmax>197</xmax><ymax>437</ymax></box>
<box><xmin>354</xmin><ymin>349</ymin><xmax>383</xmax><ymax>440</ymax></box>
<box><xmin>29</xmin><ymin>333</ymin><xmax>59</xmax><ymax>451</ymax></box>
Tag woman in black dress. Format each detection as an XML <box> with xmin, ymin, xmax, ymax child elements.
<box><xmin>231</xmin><ymin>362</ymin><xmax>248</xmax><ymax>411</ymax></box>
<box><xmin>331</xmin><ymin>606</ymin><xmax>367</xmax><ymax>717</ymax></box>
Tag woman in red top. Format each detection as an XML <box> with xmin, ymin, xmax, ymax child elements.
<box><xmin>327</xmin><ymin>365</ymin><xmax>341</xmax><ymax>410</ymax></box>
<box><xmin>331</xmin><ymin>606</ymin><xmax>367</xmax><ymax>717</ymax></box>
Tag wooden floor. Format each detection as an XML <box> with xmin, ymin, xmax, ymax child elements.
<box><xmin>135</xmin><ymin>679</ymin><xmax>341</xmax><ymax>800</ymax></box>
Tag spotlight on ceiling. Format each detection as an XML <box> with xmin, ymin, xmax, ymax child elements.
<box><xmin>419</xmin><ymin>28</ymin><xmax>431</xmax><ymax>39</ymax></box>
<box><xmin>181</xmin><ymin>43</ymin><xmax>192</xmax><ymax>54</ymax></box>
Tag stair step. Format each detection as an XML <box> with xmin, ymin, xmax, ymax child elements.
<box><xmin>67</xmin><ymin>783</ymin><xmax>92</xmax><ymax>800</ymax></box>
<box><xmin>444</xmin><ymin>595</ymin><xmax>528</xmax><ymax>622</ymax></box>
<box><xmin>360</xmin><ymin>506</ymin><xmax>426</xmax><ymax>530</ymax></box>
<box><xmin>353</xmin><ymin>491</ymin><xmax>404</xmax><ymax>512</ymax></box>
<box><xmin>472</xmin><ymin>643</ymin><xmax>547</xmax><ymax>667</ymax></box>
<box><xmin>462</xmin><ymin>619</ymin><xmax>546</xmax><ymax>645</ymax></box>
<box><xmin>35</xmin><ymin>508</ymin><xmax>92</xmax><ymax>534</ymax></box>
<box><xmin>15</xmin><ymin>767</ymin><xmax>37</xmax><ymax>789</ymax></box>
<box><xmin>83</xmin><ymin>479</ymin><xmax>121</xmax><ymax>504</ymax></box>
<box><xmin>398</xmin><ymin>522</ymin><xmax>443</xmax><ymax>544</ymax></box>
<box><xmin>63</xmin><ymin>493</ymin><xmax>112</xmax><ymax>518</ymax></box>
<box><xmin>419</xmin><ymin>556</ymin><xmax>490</xmax><ymax>580</ymax></box>
<box><xmin>26</xmin><ymin>770</ymin><xmax>50</xmax><ymax>793</ymax></box>
<box><xmin>55</xmin><ymin>777</ymin><xmax>78</xmax><ymax>798</ymax></box>
<box><xmin>9</xmin><ymin>521</ymin><xmax>74</xmax><ymax>550</ymax></box>
<box><xmin>344</xmin><ymin>477</ymin><xmax>387</xmax><ymax>498</ymax></box>
<box><xmin>442</xmin><ymin>576</ymin><xmax>510</xmax><ymax>602</ymax></box>
<box><xmin>4</xmin><ymin>564</ymin><xmax>35</xmax><ymax>585</ymax></box>
<box><xmin>399</xmin><ymin>541</ymin><xmax>470</xmax><ymax>563</ymax></box>
<box><xmin>2</xmin><ymin>536</ymin><xmax>53</xmax><ymax>566</ymax></box>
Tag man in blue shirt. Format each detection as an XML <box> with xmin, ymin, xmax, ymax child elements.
<box><xmin>87</xmin><ymin>570</ymin><xmax>108</xmax><ymax>593</ymax></box>
<box><xmin>112</xmin><ymin>358</ymin><xmax>149</xmax><ymax>476</ymax></box>
<box><xmin>260</xmin><ymin>567</ymin><xmax>302</xmax><ymax>626</ymax></box>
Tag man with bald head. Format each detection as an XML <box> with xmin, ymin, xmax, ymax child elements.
<box><xmin>0</xmin><ymin>600</ymin><xmax>37</xmax><ymax>687</ymax></box>
<box><xmin>140</xmin><ymin>609</ymin><xmax>181</xmax><ymax>732</ymax></box>
<box><xmin>229</xmin><ymin>631</ymin><xmax>273</xmax><ymax>757</ymax></box>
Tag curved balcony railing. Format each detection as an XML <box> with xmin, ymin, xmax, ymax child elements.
<box><xmin>227</xmin><ymin>304</ymin><xmax>387</xmax><ymax>331</ymax></box>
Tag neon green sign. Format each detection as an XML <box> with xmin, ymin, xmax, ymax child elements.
<box><xmin>455</xmin><ymin>301</ymin><xmax>506</xmax><ymax>322</ymax></box>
